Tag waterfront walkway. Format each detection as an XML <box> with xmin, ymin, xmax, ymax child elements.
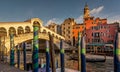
<box><xmin>0</xmin><ymin>62</ymin><xmax>26</xmax><ymax>72</ymax></box>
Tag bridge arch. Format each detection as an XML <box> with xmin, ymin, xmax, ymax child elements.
<box><xmin>17</xmin><ymin>26</ymin><xmax>24</xmax><ymax>35</ymax></box>
<box><xmin>25</xmin><ymin>26</ymin><xmax>31</xmax><ymax>33</ymax></box>
<box><xmin>52</xmin><ymin>34</ymin><xmax>55</xmax><ymax>37</ymax></box>
<box><xmin>0</xmin><ymin>27</ymin><xmax>7</xmax><ymax>36</ymax></box>
<box><xmin>56</xmin><ymin>36</ymin><xmax>58</xmax><ymax>39</ymax></box>
<box><xmin>9</xmin><ymin>27</ymin><xmax>16</xmax><ymax>35</ymax></box>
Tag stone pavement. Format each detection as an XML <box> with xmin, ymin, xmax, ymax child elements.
<box><xmin>0</xmin><ymin>62</ymin><xmax>26</xmax><ymax>72</ymax></box>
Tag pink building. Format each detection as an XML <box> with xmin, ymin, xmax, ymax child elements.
<box><xmin>85</xmin><ymin>22</ymin><xmax>119</xmax><ymax>54</ymax></box>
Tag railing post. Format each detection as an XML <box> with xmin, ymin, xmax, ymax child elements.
<box><xmin>60</xmin><ymin>39</ymin><xmax>65</xmax><ymax>72</ymax></box>
<box><xmin>114</xmin><ymin>32</ymin><xmax>120</xmax><ymax>72</ymax></box>
<box><xmin>23</xmin><ymin>42</ymin><xmax>27</xmax><ymax>70</ymax></box>
<box><xmin>81</xmin><ymin>34</ymin><xmax>86</xmax><ymax>72</ymax></box>
<box><xmin>32</xmin><ymin>22</ymin><xmax>39</xmax><ymax>72</ymax></box>
<box><xmin>46</xmin><ymin>40</ymin><xmax>50</xmax><ymax>72</ymax></box>
<box><xmin>10</xmin><ymin>33</ymin><xmax>14</xmax><ymax>66</ymax></box>
<box><xmin>17</xmin><ymin>44</ymin><xmax>20</xmax><ymax>68</ymax></box>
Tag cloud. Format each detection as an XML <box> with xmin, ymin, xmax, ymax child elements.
<box><xmin>90</xmin><ymin>6</ymin><xmax>104</xmax><ymax>15</ymax></box>
<box><xmin>75</xmin><ymin>15</ymin><xmax>83</xmax><ymax>23</ymax></box>
<box><xmin>46</xmin><ymin>18</ymin><xmax>62</xmax><ymax>26</ymax></box>
<box><xmin>108</xmin><ymin>15</ymin><xmax>120</xmax><ymax>23</ymax></box>
<box><xmin>75</xmin><ymin>6</ymin><xmax>104</xmax><ymax>23</ymax></box>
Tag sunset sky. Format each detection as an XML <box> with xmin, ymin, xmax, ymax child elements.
<box><xmin>0</xmin><ymin>0</ymin><xmax>119</xmax><ymax>25</ymax></box>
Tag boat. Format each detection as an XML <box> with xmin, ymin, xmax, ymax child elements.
<box><xmin>69</xmin><ymin>53</ymin><xmax>106</xmax><ymax>62</ymax></box>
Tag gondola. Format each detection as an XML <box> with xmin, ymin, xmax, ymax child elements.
<box><xmin>69</xmin><ymin>53</ymin><xmax>106</xmax><ymax>62</ymax></box>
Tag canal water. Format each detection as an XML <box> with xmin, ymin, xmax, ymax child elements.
<box><xmin>86</xmin><ymin>58</ymin><xmax>113</xmax><ymax>72</ymax></box>
<box><xmin>13</xmin><ymin>53</ymin><xmax>114</xmax><ymax>72</ymax></box>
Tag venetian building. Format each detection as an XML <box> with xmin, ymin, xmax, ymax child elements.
<box><xmin>46</xmin><ymin>23</ymin><xmax>61</xmax><ymax>35</ymax></box>
<box><xmin>61</xmin><ymin>18</ymin><xmax>76</xmax><ymax>45</ymax></box>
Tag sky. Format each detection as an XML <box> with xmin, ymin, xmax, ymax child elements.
<box><xmin>0</xmin><ymin>0</ymin><xmax>119</xmax><ymax>25</ymax></box>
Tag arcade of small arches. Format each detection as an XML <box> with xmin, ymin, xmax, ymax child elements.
<box><xmin>0</xmin><ymin>18</ymin><xmax>65</xmax><ymax>53</ymax></box>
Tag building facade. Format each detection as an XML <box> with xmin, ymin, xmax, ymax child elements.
<box><xmin>86</xmin><ymin>23</ymin><xmax>119</xmax><ymax>44</ymax></box>
<box><xmin>61</xmin><ymin>18</ymin><xmax>75</xmax><ymax>45</ymax></box>
<box><xmin>46</xmin><ymin>23</ymin><xmax>61</xmax><ymax>35</ymax></box>
<box><xmin>72</xmin><ymin>23</ymin><xmax>84</xmax><ymax>46</ymax></box>
<box><xmin>72</xmin><ymin>4</ymin><xmax>119</xmax><ymax>55</ymax></box>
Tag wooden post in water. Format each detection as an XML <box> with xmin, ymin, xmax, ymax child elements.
<box><xmin>46</xmin><ymin>40</ymin><xmax>50</xmax><ymax>72</ymax></box>
<box><xmin>17</xmin><ymin>44</ymin><xmax>20</xmax><ymax>68</ymax></box>
<box><xmin>60</xmin><ymin>39</ymin><xmax>65</xmax><ymax>72</ymax></box>
<box><xmin>10</xmin><ymin>32</ymin><xmax>14</xmax><ymax>66</ymax></box>
<box><xmin>114</xmin><ymin>32</ymin><xmax>120</xmax><ymax>72</ymax></box>
<box><xmin>49</xmin><ymin>34</ymin><xmax>56</xmax><ymax>72</ymax></box>
<box><xmin>78</xmin><ymin>32</ymin><xmax>81</xmax><ymax>71</ymax></box>
<box><xmin>23</xmin><ymin>42</ymin><xmax>27</xmax><ymax>70</ymax></box>
<box><xmin>81</xmin><ymin>33</ymin><xmax>86</xmax><ymax>72</ymax></box>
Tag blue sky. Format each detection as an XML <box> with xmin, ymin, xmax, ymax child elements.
<box><xmin>0</xmin><ymin>0</ymin><xmax>119</xmax><ymax>25</ymax></box>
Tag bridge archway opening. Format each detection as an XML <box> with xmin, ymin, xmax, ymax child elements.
<box><xmin>0</xmin><ymin>27</ymin><xmax>7</xmax><ymax>36</ymax></box>
<box><xmin>9</xmin><ymin>27</ymin><xmax>16</xmax><ymax>36</ymax></box>
<box><xmin>25</xmin><ymin>26</ymin><xmax>31</xmax><ymax>33</ymax></box>
<box><xmin>42</xmin><ymin>29</ymin><xmax>47</xmax><ymax>34</ymax></box>
<box><xmin>17</xmin><ymin>26</ymin><xmax>24</xmax><ymax>35</ymax></box>
<box><xmin>15</xmin><ymin>38</ymin><xmax>60</xmax><ymax>53</ymax></box>
<box><xmin>56</xmin><ymin>36</ymin><xmax>58</xmax><ymax>39</ymax></box>
<box><xmin>52</xmin><ymin>34</ymin><xmax>55</xmax><ymax>37</ymax></box>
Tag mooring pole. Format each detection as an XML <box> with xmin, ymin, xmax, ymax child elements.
<box><xmin>32</xmin><ymin>22</ymin><xmax>39</xmax><ymax>72</ymax></box>
<box><xmin>60</xmin><ymin>39</ymin><xmax>65</xmax><ymax>72</ymax></box>
<box><xmin>23</xmin><ymin>42</ymin><xmax>27</xmax><ymax>70</ymax></box>
<box><xmin>114</xmin><ymin>32</ymin><xmax>120</xmax><ymax>72</ymax></box>
<box><xmin>46</xmin><ymin>40</ymin><xmax>50</xmax><ymax>72</ymax></box>
<box><xmin>81</xmin><ymin>34</ymin><xmax>86</xmax><ymax>72</ymax></box>
<box><xmin>17</xmin><ymin>44</ymin><xmax>20</xmax><ymax>68</ymax></box>
<box><xmin>49</xmin><ymin>34</ymin><xmax>56</xmax><ymax>72</ymax></box>
<box><xmin>10</xmin><ymin>32</ymin><xmax>14</xmax><ymax>66</ymax></box>
<box><xmin>78</xmin><ymin>32</ymin><xmax>81</xmax><ymax>71</ymax></box>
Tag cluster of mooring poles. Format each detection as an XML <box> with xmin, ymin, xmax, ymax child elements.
<box><xmin>9</xmin><ymin>22</ymin><xmax>65</xmax><ymax>72</ymax></box>
<box><xmin>8</xmin><ymin>21</ymin><xmax>120</xmax><ymax>72</ymax></box>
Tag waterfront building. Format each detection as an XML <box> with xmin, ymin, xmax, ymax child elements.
<box><xmin>61</xmin><ymin>18</ymin><xmax>76</xmax><ymax>45</ymax></box>
<box><xmin>71</xmin><ymin>4</ymin><xmax>119</xmax><ymax>55</ymax></box>
<box><xmin>72</xmin><ymin>23</ymin><xmax>84</xmax><ymax>46</ymax></box>
<box><xmin>46</xmin><ymin>23</ymin><xmax>61</xmax><ymax>35</ymax></box>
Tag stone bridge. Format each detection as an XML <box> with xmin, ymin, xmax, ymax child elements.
<box><xmin>0</xmin><ymin>18</ymin><xmax>65</xmax><ymax>53</ymax></box>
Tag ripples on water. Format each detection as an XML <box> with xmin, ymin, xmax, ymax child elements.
<box><xmin>87</xmin><ymin>59</ymin><xmax>113</xmax><ymax>72</ymax></box>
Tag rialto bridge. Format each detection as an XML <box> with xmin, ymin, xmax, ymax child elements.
<box><xmin>0</xmin><ymin>18</ymin><xmax>65</xmax><ymax>54</ymax></box>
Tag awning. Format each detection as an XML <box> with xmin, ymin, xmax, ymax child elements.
<box><xmin>87</xmin><ymin>43</ymin><xmax>104</xmax><ymax>46</ymax></box>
